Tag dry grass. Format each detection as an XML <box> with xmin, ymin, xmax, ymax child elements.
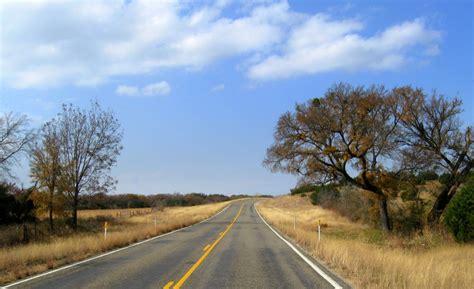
<box><xmin>0</xmin><ymin>201</ymin><xmax>230</xmax><ymax>285</ymax></box>
<box><xmin>257</xmin><ymin>195</ymin><xmax>474</xmax><ymax>289</ymax></box>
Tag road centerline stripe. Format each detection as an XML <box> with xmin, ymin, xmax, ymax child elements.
<box><xmin>163</xmin><ymin>281</ymin><xmax>174</xmax><ymax>289</ymax></box>
<box><xmin>203</xmin><ymin>244</ymin><xmax>210</xmax><ymax>251</ymax></box>
<box><xmin>172</xmin><ymin>204</ymin><xmax>243</xmax><ymax>289</ymax></box>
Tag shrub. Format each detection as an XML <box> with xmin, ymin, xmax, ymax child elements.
<box><xmin>415</xmin><ymin>170</ymin><xmax>439</xmax><ymax>184</ymax></box>
<box><xmin>392</xmin><ymin>201</ymin><xmax>425</xmax><ymax>235</ymax></box>
<box><xmin>310</xmin><ymin>191</ymin><xmax>319</xmax><ymax>205</ymax></box>
<box><xmin>308</xmin><ymin>184</ymin><xmax>338</xmax><ymax>205</ymax></box>
<box><xmin>290</xmin><ymin>184</ymin><xmax>319</xmax><ymax>195</ymax></box>
<box><xmin>445</xmin><ymin>181</ymin><xmax>474</xmax><ymax>242</ymax></box>
<box><xmin>400</xmin><ymin>186</ymin><xmax>418</xmax><ymax>201</ymax></box>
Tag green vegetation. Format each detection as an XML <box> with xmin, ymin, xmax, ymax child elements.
<box><xmin>445</xmin><ymin>179</ymin><xmax>474</xmax><ymax>242</ymax></box>
<box><xmin>290</xmin><ymin>183</ymin><xmax>319</xmax><ymax>195</ymax></box>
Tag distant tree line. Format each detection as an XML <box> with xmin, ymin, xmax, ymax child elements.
<box><xmin>76</xmin><ymin>192</ymin><xmax>255</xmax><ymax>210</ymax></box>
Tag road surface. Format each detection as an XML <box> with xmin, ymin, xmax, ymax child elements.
<box><xmin>5</xmin><ymin>199</ymin><xmax>350</xmax><ymax>289</ymax></box>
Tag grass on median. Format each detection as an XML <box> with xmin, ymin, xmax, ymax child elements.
<box><xmin>0</xmin><ymin>201</ymin><xmax>230</xmax><ymax>285</ymax></box>
<box><xmin>257</xmin><ymin>195</ymin><xmax>474</xmax><ymax>289</ymax></box>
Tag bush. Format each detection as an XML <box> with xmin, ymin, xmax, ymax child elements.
<box><xmin>290</xmin><ymin>184</ymin><xmax>319</xmax><ymax>195</ymax></box>
<box><xmin>445</xmin><ymin>181</ymin><xmax>474</xmax><ymax>242</ymax></box>
<box><xmin>308</xmin><ymin>184</ymin><xmax>338</xmax><ymax>205</ymax></box>
<box><xmin>415</xmin><ymin>170</ymin><xmax>439</xmax><ymax>184</ymax></box>
<box><xmin>392</xmin><ymin>201</ymin><xmax>424</xmax><ymax>235</ymax></box>
<box><xmin>400</xmin><ymin>186</ymin><xmax>418</xmax><ymax>201</ymax></box>
<box><xmin>310</xmin><ymin>191</ymin><xmax>319</xmax><ymax>205</ymax></box>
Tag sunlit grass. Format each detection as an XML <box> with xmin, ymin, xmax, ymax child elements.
<box><xmin>257</xmin><ymin>195</ymin><xmax>474</xmax><ymax>289</ymax></box>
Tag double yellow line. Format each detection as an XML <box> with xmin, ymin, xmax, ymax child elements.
<box><xmin>164</xmin><ymin>204</ymin><xmax>243</xmax><ymax>289</ymax></box>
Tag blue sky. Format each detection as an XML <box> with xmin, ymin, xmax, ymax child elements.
<box><xmin>0</xmin><ymin>0</ymin><xmax>472</xmax><ymax>195</ymax></box>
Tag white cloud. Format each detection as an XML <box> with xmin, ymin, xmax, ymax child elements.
<box><xmin>1</xmin><ymin>0</ymin><xmax>288</xmax><ymax>88</ymax></box>
<box><xmin>0</xmin><ymin>0</ymin><xmax>441</xmax><ymax>88</ymax></box>
<box><xmin>115</xmin><ymin>81</ymin><xmax>171</xmax><ymax>97</ymax></box>
<box><xmin>142</xmin><ymin>81</ymin><xmax>171</xmax><ymax>96</ymax></box>
<box><xmin>210</xmin><ymin>83</ymin><xmax>225</xmax><ymax>92</ymax></box>
<box><xmin>248</xmin><ymin>17</ymin><xmax>441</xmax><ymax>80</ymax></box>
<box><xmin>115</xmin><ymin>85</ymin><xmax>140</xmax><ymax>97</ymax></box>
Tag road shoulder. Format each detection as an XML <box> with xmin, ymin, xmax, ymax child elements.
<box><xmin>254</xmin><ymin>202</ymin><xmax>353</xmax><ymax>289</ymax></box>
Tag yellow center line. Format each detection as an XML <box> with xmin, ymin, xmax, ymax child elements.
<box><xmin>172</xmin><ymin>204</ymin><xmax>243</xmax><ymax>289</ymax></box>
<box><xmin>203</xmin><ymin>244</ymin><xmax>210</xmax><ymax>251</ymax></box>
<box><xmin>163</xmin><ymin>281</ymin><xmax>174</xmax><ymax>289</ymax></box>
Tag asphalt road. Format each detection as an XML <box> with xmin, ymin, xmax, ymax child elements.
<box><xmin>5</xmin><ymin>199</ymin><xmax>350</xmax><ymax>289</ymax></box>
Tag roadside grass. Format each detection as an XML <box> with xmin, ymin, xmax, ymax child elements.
<box><xmin>257</xmin><ymin>195</ymin><xmax>474</xmax><ymax>289</ymax></box>
<box><xmin>0</xmin><ymin>201</ymin><xmax>230</xmax><ymax>285</ymax></box>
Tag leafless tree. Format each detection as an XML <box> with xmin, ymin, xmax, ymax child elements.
<box><xmin>56</xmin><ymin>102</ymin><xmax>123</xmax><ymax>230</ymax></box>
<box><xmin>396</xmin><ymin>87</ymin><xmax>473</xmax><ymax>225</ymax></box>
<box><xmin>264</xmin><ymin>83</ymin><xmax>401</xmax><ymax>232</ymax></box>
<box><xmin>0</xmin><ymin>113</ymin><xmax>34</xmax><ymax>178</ymax></box>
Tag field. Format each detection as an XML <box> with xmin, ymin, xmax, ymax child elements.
<box><xmin>257</xmin><ymin>195</ymin><xmax>474</xmax><ymax>289</ymax></box>
<box><xmin>0</xmin><ymin>201</ymin><xmax>230</xmax><ymax>285</ymax></box>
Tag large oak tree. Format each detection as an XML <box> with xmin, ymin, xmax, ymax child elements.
<box><xmin>264</xmin><ymin>83</ymin><xmax>401</xmax><ymax>231</ymax></box>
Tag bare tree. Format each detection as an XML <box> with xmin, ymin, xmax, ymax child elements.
<box><xmin>396</xmin><ymin>87</ymin><xmax>473</xmax><ymax>225</ymax></box>
<box><xmin>264</xmin><ymin>83</ymin><xmax>401</xmax><ymax>232</ymax></box>
<box><xmin>30</xmin><ymin>121</ymin><xmax>62</xmax><ymax>232</ymax></box>
<box><xmin>0</xmin><ymin>113</ymin><xmax>34</xmax><ymax>178</ymax></box>
<box><xmin>56</xmin><ymin>102</ymin><xmax>123</xmax><ymax>230</ymax></box>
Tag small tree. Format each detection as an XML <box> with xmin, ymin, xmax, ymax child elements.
<box><xmin>396</xmin><ymin>87</ymin><xmax>473</xmax><ymax>225</ymax></box>
<box><xmin>0</xmin><ymin>113</ymin><xmax>34</xmax><ymax>178</ymax></box>
<box><xmin>445</xmin><ymin>177</ymin><xmax>474</xmax><ymax>242</ymax></box>
<box><xmin>0</xmin><ymin>183</ymin><xmax>36</xmax><ymax>242</ymax></box>
<box><xmin>264</xmin><ymin>83</ymin><xmax>401</xmax><ymax>232</ymax></box>
<box><xmin>30</xmin><ymin>121</ymin><xmax>62</xmax><ymax>232</ymax></box>
<box><xmin>0</xmin><ymin>183</ymin><xmax>15</xmax><ymax>224</ymax></box>
<box><xmin>55</xmin><ymin>102</ymin><xmax>123</xmax><ymax>230</ymax></box>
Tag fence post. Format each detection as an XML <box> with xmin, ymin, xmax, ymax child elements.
<box><xmin>104</xmin><ymin>221</ymin><xmax>108</xmax><ymax>240</ymax></box>
<box><xmin>294</xmin><ymin>198</ymin><xmax>297</xmax><ymax>230</ymax></box>
<box><xmin>318</xmin><ymin>219</ymin><xmax>321</xmax><ymax>242</ymax></box>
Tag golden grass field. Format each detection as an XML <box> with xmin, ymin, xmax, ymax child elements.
<box><xmin>0</xmin><ymin>201</ymin><xmax>230</xmax><ymax>285</ymax></box>
<box><xmin>257</xmin><ymin>195</ymin><xmax>474</xmax><ymax>289</ymax></box>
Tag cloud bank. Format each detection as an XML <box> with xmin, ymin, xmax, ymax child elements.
<box><xmin>115</xmin><ymin>81</ymin><xmax>171</xmax><ymax>97</ymax></box>
<box><xmin>0</xmin><ymin>0</ymin><xmax>441</xmax><ymax>88</ymax></box>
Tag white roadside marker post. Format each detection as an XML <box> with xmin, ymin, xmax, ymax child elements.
<box><xmin>318</xmin><ymin>219</ymin><xmax>321</xmax><ymax>242</ymax></box>
<box><xmin>104</xmin><ymin>221</ymin><xmax>108</xmax><ymax>240</ymax></box>
<box><xmin>154</xmin><ymin>217</ymin><xmax>157</xmax><ymax>228</ymax></box>
<box><xmin>294</xmin><ymin>198</ymin><xmax>297</xmax><ymax>231</ymax></box>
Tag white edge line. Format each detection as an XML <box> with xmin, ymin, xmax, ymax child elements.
<box><xmin>254</xmin><ymin>203</ymin><xmax>343</xmax><ymax>289</ymax></box>
<box><xmin>2</xmin><ymin>203</ymin><xmax>232</xmax><ymax>288</ymax></box>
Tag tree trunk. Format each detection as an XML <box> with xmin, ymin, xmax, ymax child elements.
<box><xmin>72</xmin><ymin>191</ymin><xmax>79</xmax><ymax>230</ymax></box>
<box><xmin>361</xmin><ymin>179</ymin><xmax>393</xmax><ymax>232</ymax></box>
<box><xmin>378</xmin><ymin>196</ymin><xmax>392</xmax><ymax>232</ymax></box>
<box><xmin>48</xmin><ymin>190</ymin><xmax>54</xmax><ymax>232</ymax></box>
<box><xmin>22</xmin><ymin>223</ymin><xmax>29</xmax><ymax>243</ymax></box>
<box><xmin>427</xmin><ymin>184</ymin><xmax>457</xmax><ymax>226</ymax></box>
